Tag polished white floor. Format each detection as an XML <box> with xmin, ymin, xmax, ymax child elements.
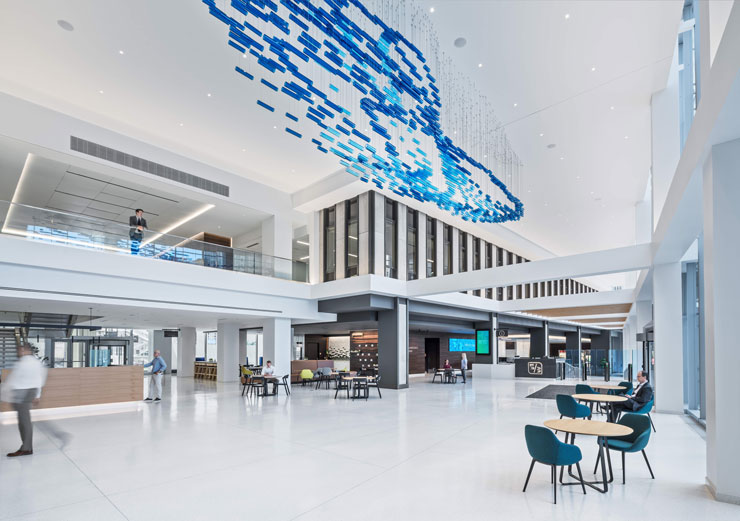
<box><xmin>0</xmin><ymin>375</ymin><xmax>737</xmax><ymax>521</ymax></box>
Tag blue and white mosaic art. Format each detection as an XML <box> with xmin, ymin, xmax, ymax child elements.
<box><xmin>203</xmin><ymin>0</ymin><xmax>524</xmax><ymax>223</ymax></box>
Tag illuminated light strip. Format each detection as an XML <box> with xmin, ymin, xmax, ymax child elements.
<box><xmin>1</xmin><ymin>154</ymin><xmax>34</xmax><ymax>234</ymax></box>
<box><xmin>296</xmin><ymin>240</ymin><xmax>310</xmax><ymax>246</ymax></box>
<box><xmin>140</xmin><ymin>204</ymin><xmax>215</xmax><ymax>246</ymax></box>
<box><xmin>3</xmin><ymin>228</ymin><xmax>129</xmax><ymax>254</ymax></box>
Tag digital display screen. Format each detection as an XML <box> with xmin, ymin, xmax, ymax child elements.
<box><xmin>476</xmin><ymin>330</ymin><xmax>491</xmax><ymax>355</ymax></box>
<box><xmin>449</xmin><ymin>338</ymin><xmax>475</xmax><ymax>352</ymax></box>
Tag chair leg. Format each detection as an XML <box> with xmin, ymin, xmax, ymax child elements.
<box><xmin>575</xmin><ymin>461</ymin><xmax>586</xmax><ymax>495</ymax></box>
<box><xmin>523</xmin><ymin>459</ymin><xmax>535</xmax><ymax>492</ymax></box>
<box><xmin>648</xmin><ymin>413</ymin><xmax>657</xmax><ymax>432</ymax></box>
<box><xmin>622</xmin><ymin>451</ymin><xmax>626</xmax><ymax>484</ymax></box>
<box><xmin>552</xmin><ymin>465</ymin><xmax>557</xmax><ymax>504</ymax></box>
<box><xmin>642</xmin><ymin>450</ymin><xmax>655</xmax><ymax>479</ymax></box>
<box><xmin>376</xmin><ymin>386</ymin><xmax>382</xmax><ymax>398</ymax></box>
<box><xmin>593</xmin><ymin>449</ymin><xmax>601</xmax><ymax>474</ymax></box>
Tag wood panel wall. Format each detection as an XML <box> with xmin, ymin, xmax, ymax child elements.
<box><xmin>0</xmin><ymin>366</ymin><xmax>144</xmax><ymax>411</ymax></box>
<box><xmin>409</xmin><ymin>331</ymin><xmax>477</xmax><ymax>374</ymax></box>
<box><xmin>349</xmin><ymin>330</ymin><xmax>378</xmax><ymax>372</ymax></box>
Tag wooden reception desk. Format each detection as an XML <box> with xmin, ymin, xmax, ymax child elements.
<box><xmin>1</xmin><ymin>366</ymin><xmax>143</xmax><ymax>411</ymax></box>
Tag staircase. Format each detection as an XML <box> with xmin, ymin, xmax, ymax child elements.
<box><xmin>0</xmin><ymin>328</ymin><xmax>19</xmax><ymax>368</ymax></box>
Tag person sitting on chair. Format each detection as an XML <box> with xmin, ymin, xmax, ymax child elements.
<box><xmin>613</xmin><ymin>371</ymin><xmax>653</xmax><ymax>413</ymax></box>
<box><xmin>443</xmin><ymin>359</ymin><xmax>452</xmax><ymax>370</ymax></box>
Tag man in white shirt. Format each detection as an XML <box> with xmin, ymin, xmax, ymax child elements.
<box><xmin>263</xmin><ymin>360</ymin><xmax>275</xmax><ymax>375</ymax></box>
<box><xmin>2</xmin><ymin>344</ymin><xmax>46</xmax><ymax>457</ymax></box>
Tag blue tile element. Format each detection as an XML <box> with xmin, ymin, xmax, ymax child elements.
<box><xmin>202</xmin><ymin>0</ymin><xmax>523</xmax><ymax>223</ymax></box>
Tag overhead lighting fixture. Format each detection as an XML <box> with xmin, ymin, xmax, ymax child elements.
<box><xmin>564</xmin><ymin>13</ymin><xmax>570</xmax><ymax>20</ymax></box>
<box><xmin>591</xmin><ymin>67</ymin><xmax>597</xmax><ymax>72</ymax></box>
<box><xmin>242</xmin><ymin>148</ymin><xmax>246</xmax><ymax>152</ymax></box>
<box><xmin>141</xmin><ymin>204</ymin><xmax>215</xmax><ymax>246</ymax></box>
<box><xmin>624</xmin><ymin>135</ymin><xmax>629</xmax><ymax>140</ymax></box>
<box><xmin>98</xmin><ymin>90</ymin><xmax>104</xmax><ymax>94</ymax></box>
<box><xmin>348</xmin><ymin>253</ymin><xmax>358</xmax><ymax>258</ymax></box>
<box><xmin>296</xmin><ymin>240</ymin><xmax>310</xmax><ymax>246</ymax></box>
<box><xmin>207</xmin><ymin>93</ymin><xmax>212</xmax><ymax>97</ymax></box>
<box><xmin>478</xmin><ymin>63</ymin><xmax>483</xmax><ymax>68</ymax></box>
<box><xmin>559</xmin><ymin>157</ymin><xmax>564</xmax><ymax>160</ymax></box>
<box><xmin>179</xmin><ymin>123</ymin><xmax>184</xmax><ymax>127</ymax></box>
<box><xmin>429</xmin><ymin>7</ymin><xmax>435</xmax><ymax>13</ymax></box>
<box><xmin>539</xmin><ymin>133</ymin><xmax>544</xmax><ymax>137</ymax></box>
<box><xmin>453</xmin><ymin>37</ymin><xmax>467</xmax><ymax>48</ymax></box>
<box><xmin>299</xmin><ymin>255</ymin><xmax>310</xmax><ymax>260</ymax></box>
<box><xmin>513</xmin><ymin>103</ymin><xmax>518</xmax><ymax>107</ymax></box>
<box><xmin>610</xmin><ymin>106</ymin><xmax>615</xmax><ymax>110</ymax></box>
<box><xmin>348</xmin><ymin>235</ymin><xmax>358</xmax><ymax>240</ymax></box>
<box><xmin>118</xmin><ymin>50</ymin><xmax>125</xmax><ymax>55</ymax></box>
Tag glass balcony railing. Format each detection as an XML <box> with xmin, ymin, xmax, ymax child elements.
<box><xmin>0</xmin><ymin>200</ymin><xmax>308</xmax><ymax>282</ymax></box>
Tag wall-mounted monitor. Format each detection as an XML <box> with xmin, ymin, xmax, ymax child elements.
<box><xmin>476</xmin><ymin>329</ymin><xmax>491</xmax><ymax>355</ymax></box>
<box><xmin>449</xmin><ymin>338</ymin><xmax>475</xmax><ymax>352</ymax></box>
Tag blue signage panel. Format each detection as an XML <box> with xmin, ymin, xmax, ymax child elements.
<box><xmin>449</xmin><ymin>338</ymin><xmax>476</xmax><ymax>352</ymax></box>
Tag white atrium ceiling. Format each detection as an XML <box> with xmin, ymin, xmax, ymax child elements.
<box><xmin>0</xmin><ymin>0</ymin><xmax>682</xmax><ymax>260</ymax></box>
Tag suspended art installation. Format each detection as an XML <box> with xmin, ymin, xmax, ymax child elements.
<box><xmin>203</xmin><ymin>0</ymin><xmax>524</xmax><ymax>223</ymax></box>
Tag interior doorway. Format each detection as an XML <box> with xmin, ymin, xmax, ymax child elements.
<box><xmin>424</xmin><ymin>337</ymin><xmax>440</xmax><ymax>373</ymax></box>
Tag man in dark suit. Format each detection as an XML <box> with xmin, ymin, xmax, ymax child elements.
<box><xmin>129</xmin><ymin>209</ymin><xmax>147</xmax><ymax>255</ymax></box>
<box><xmin>614</xmin><ymin>370</ymin><xmax>653</xmax><ymax>413</ymax></box>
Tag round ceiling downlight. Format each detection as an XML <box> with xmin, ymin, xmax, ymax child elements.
<box><xmin>57</xmin><ymin>19</ymin><xmax>74</xmax><ymax>31</ymax></box>
<box><xmin>454</xmin><ymin>37</ymin><xmax>467</xmax><ymax>48</ymax></box>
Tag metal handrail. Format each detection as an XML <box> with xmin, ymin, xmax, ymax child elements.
<box><xmin>0</xmin><ymin>199</ymin><xmax>308</xmax><ymax>282</ymax></box>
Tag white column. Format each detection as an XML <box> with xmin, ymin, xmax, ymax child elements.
<box><xmin>308</xmin><ymin>210</ymin><xmax>321</xmax><ymax>283</ymax></box>
<box><xmin>153</xmin><ymin>331</ymin><xmax>173</xmax><ymax>374</ymax></box>
<box><xmin>417</xmin><ymin>212</ymin><xmax>427</xmax><ymax>279</ymax></box>
<box><xmin>178</xmin><ymin>327</ymin><xmax>196</xmax><ymax>377</ymax></box>
<box><xmin>262</xmin><ymin>215</ymin><xmax>293</xmax><ymax>279</ymax></box>
<box><xmin>217</xmin><ymin>321</ymin><xmax>240</xmax><ymax>382</ymax></box>
<box><xmin>335</xmin><ymin>201</ymin><xmax>346</xmax><ymax>279</ymax></box>
<box><xmin>263</xmin><ymin>318</ymin><xmax>292</xmax><ymax>382</ymax></box>
<box><xmin>397</xmin><ymin>202</ymin><xmax>407</xmax><ymax>280</ymax></box>
<box><xmin>359</xmin><ymin>192</ymin><xmax>370</xmax><ymax>275</ymax></box>
<box><xmin>238</xmin><ymin>329</ymin><xmax>247</xmax><ymax>367</ymax></box>
<box><xmin>372</xmin><ymin>192</ymin><xmax>385</xmax><ymax>275</ymax></box>
<box><xmin>703</xmin><ymin>139</ymin><xmax>740</xmax><ymax>503</ymax></box>
<box><xmin>652</xmin><ymin>262</ymin><xmax>684</xmax><ymax>413</ymax></box>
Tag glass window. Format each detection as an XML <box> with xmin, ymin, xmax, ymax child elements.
<box><xmin>323</xmin><ymin>207</ymin><xmax>336</xmax><ymax>281</ymax></box>
<box><xmin>407</xmin><ymin>208</ymin><xmax>418</xmax><ymax>280</ymax></box>
<box><xmin>533</xmin><ymin>283</ymin><xmax>538</xmax><ymax>298</ymax></box>
<box><xmin>384</xmin><ymin>199</ymin><xmax>397</xmax><ymax>278</ymax></box>
<box><xmin>443</xmin><ymin>224</ymin><xmax>452</xmax><ymax>275</ymax></box>
<box><xmin>473</xmin><ymin>238</ymin><xmax>481</xmax><ymax>270</ymax></box>
<box><xmin>346</xmin><ymin>197</ymin><xmax>359</xmax><ymax>278</ymax></box>
<box><xmin>459</xmin><ymin>232</ymin><xmax>468</xmax><ymax>272</ymax></box>
<box><xmin>485</xmin><ymin>243</ymin><xmax>493</xmax><ymax>299</ymax></box>
<box><xmin>426</xmin><ymin>216</ymin><xmax>436</xmax><ymax>277</ymax></box>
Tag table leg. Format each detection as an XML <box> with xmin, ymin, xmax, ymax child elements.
<box><xmin>565</xmin><ymin>434</ymin><xmax>609</xmax><ymax>493</ymax></box>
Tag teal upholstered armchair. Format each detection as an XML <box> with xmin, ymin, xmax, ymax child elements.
<box><xmin>523</xmin><ymin>425</ymin><xmax>586</xmax><ymax>504</ymax></box>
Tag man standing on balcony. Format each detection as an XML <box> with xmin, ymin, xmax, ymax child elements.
<box><xmin>143</xmin><ymin>350</ymin><xmax>167</xmax><ymax>402</ymax></box>
<box><xmin>129</xmin><ymin>209</ymin><xmax>147</xmax><ymax>255</ymax></box>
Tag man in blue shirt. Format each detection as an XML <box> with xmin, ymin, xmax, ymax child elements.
<box><xmin>144</xmin><ymin>350</ymin><xmax>167</xmax><ymax>402</ymax></box>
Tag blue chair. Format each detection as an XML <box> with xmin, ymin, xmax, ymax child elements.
<box><xmin>523</xmin><ymin>425</ymin><xmax>586</xmax><ymax>504</ymax></box>
<box><xmin>631</xmin><ymin>399</ymin><xmax>656</xmax><ymax>432</ymax></box>
<box><xmin>612</xmin><ymin>381</ymin><xmax>633</xmax><ymax>396</ymax></box>
<box><xmin>556</xmin><ymin>394</ymin><xmax>591</xmax><ymax>420</ymax></box>
<box><xmin>575</xmin><ymin>384</ymin><xmax>599</xmax><ymax>414</ymax></box>
<box><xmin>599</xmin><ymin>413</ymin><xmax>654</xmax><ymax>484</ymax></box>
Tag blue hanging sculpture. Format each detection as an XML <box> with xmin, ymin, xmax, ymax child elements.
<box><xmin>203</xmin><ymin>0</ymin><xmax>524</xmax><ymax>223</ymax></box>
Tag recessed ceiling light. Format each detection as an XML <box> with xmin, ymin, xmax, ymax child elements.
<box><xmin>576</xmin><ymin>176</ymin><xmax>581</xmax><ymax>179</ymax></box>
<box><xmin>243</xmin><ymin>54</ymin><xmax>247</xmax><ymax>58</ymax></box>
<box><xmin>242</xmin><ymin>148</ymin><xmax>246</xmax><ymax>152</ymax></box>
<box><xmin>484</xmin><ymin>154</ymin><xmax>487</xmax><ymax>158</ymax></box>
<box><xmin>564</xmin><ymin>13</ymin><xmax>571</xmax><ymax>20</ymax></box>
<box><xmin>559</xmin><ymin>157</ymin><xmax>564</xmax><ymax>160</ymax></box>
<box><xmin>590</xmin><ymin>191</ymin><xmax>594</xmax><ymax>195</ymax></box>
<box><xmin>591</xmin><ymin>67</ymin><xmax>597</xmax><ymax>72</ymax></box>
<box><xmin>179</xmin><ymin>123</ymin><xmax>184</xmax><ymax>127</ymax></box>
<box><xmin>610</xmin><ymin>106</ymin><xmax>615</xmax><ymax>110</ymax></box>
<box><xmin>454</xmin><ymin>131</ymin><xmax>457</xmax><ymax>134</ymax></box>
<box><xmin>98</xmin><ymin>90</ymin><xmax>104</xmax><ymax>94</ymax></box>
<box><xmin>478</xmin><ymin>63</ymin><xmax>483</xmax><ymax>68</ymax></box>
<box><xmin>539</xmin><ymin>133</ymin><xmax>544</xmax><ymax>137</ymax></box>
<box><xmin>513</xmin><ymin>103</ymin><xmax>518</xmax><ymax>107</ymax></box>
<box><xmin>119</xmin><ymin>50</ymin><xmax>125</xmax><ymax>55</ymax></box>
<box><xmin>273</xmin><ymin>125</ymin><xmax>277</xmax><ymax>129</ymax></box>
<box><xmin>207</xmin><ymin>93</ymin><xmax>212</xmax><ymax>97</ymax></box>
<box><xmin>624</xmin><ymin>135</ymin><xmax>629</xmax><ymax>139</ymax></box>
<box><xmin>429</xmin><ymin>7</ymin><xmax>435</xmax><ymax>13</ymax></box>
<box><xmin>57</xmin><ymin>20</ymin><xmax>74</xmax><ymax>31</ymax></box>
<box><xmin>454</xmin><ymin>37</ymin><xmax>467</xmax><ymax>48</ymax></box>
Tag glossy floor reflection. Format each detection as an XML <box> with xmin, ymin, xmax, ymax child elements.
<box><xmin>0</xmin><ymin>376</ymin><xmax>737</xmax><ymax>520</ymax></box>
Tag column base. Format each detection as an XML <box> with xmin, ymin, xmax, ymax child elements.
<box><xmin>707</xmin><ymin>477</ymin><xmax>740</xmax><ymax>505</ymax></box>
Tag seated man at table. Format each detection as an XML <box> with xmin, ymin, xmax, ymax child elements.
<box><xmin>263</xmin><ymin>360</ymin><xmax>275</xmax><ymax>375</ymax></box>
<box><xmin>613</xmin><ymin>371</ymin><xmax>653</xmax><ymax>413</ymax></box>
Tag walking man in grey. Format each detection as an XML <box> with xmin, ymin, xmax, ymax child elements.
<box><xmin>2</xmin><ymin>343</ymin><xmax>46</xmax><ymax>457</ymax></box>
<box><xmin>144</xmin><ymin>350</ymin><xmax>167</xmax><ymax>402</ymax></box>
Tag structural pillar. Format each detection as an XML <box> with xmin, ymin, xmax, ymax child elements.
<box><xmin>261</xmin><ymin>214</ymin><xmax>293</xmax><ymax>279</ymax></box>
<box><xmin>238</xmin><ymin>329</ymin><xmax>247</xmax><ymax>367</ymax></box>
<box><xmin>262</xmin><ymin>317</ymin><xmax>292</xmax><ymax>383</ymax></box>
<box><xmin>703</xmin><ymin>138</ymin><xmax>740</xmax><ymax>503</ymax></box>
<box><xmin>153</xmin><ymin>330</ymin><xmax>173</xmax><ymax>374</ymax></box>
<box><xmin>216</xmin><ymin>321</ymin><xmax>240</xmax><ymax>383</ymax></box>
<box><xmin>178</xmin><ymin>327</ymin><xmax>196</xmax><ymax>377</ymax></box>
<box><xmin>565</xmin><ymin>328</ymin><xmax>582</xmax><ymax>378</ymax></box>
<box><xmin>377</xmin><ymin>297</ymin><xmax>409</xmax><ymax>389</ymax></box>
<box><xmin>652</xmin><ymin>261</ymin><xmax>684</xmax><ymax>413</ymax></box>
<box><xmin>529</xmin><ymin>322</ymin><xmax>549</xmax><ymax>358</ymax></box>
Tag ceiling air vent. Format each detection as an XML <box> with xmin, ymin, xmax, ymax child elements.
<box><xmin>70</xmin><ymin>136</ymin><xmax>229</xmax><ymax>197</ymax></box>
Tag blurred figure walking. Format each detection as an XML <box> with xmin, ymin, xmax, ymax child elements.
<box><xmin>2</xmin><ymin>343</ymin><xmax>46</xmax><ymax>457</ymax></box>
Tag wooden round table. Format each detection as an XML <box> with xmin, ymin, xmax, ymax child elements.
<box><xmin>588</xmin><ymin>383</ymin><xmax>628</xmax><ymax>392</ymax></box>
<box><xmin>544</xmin><ymin>418</ymin><xmax>633</xmax><ymax>493</ymax></box>
<box><xmin>572</xmin><ymin>393</ymin><xmax>628</xmax><ymax>422</ymax></box>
